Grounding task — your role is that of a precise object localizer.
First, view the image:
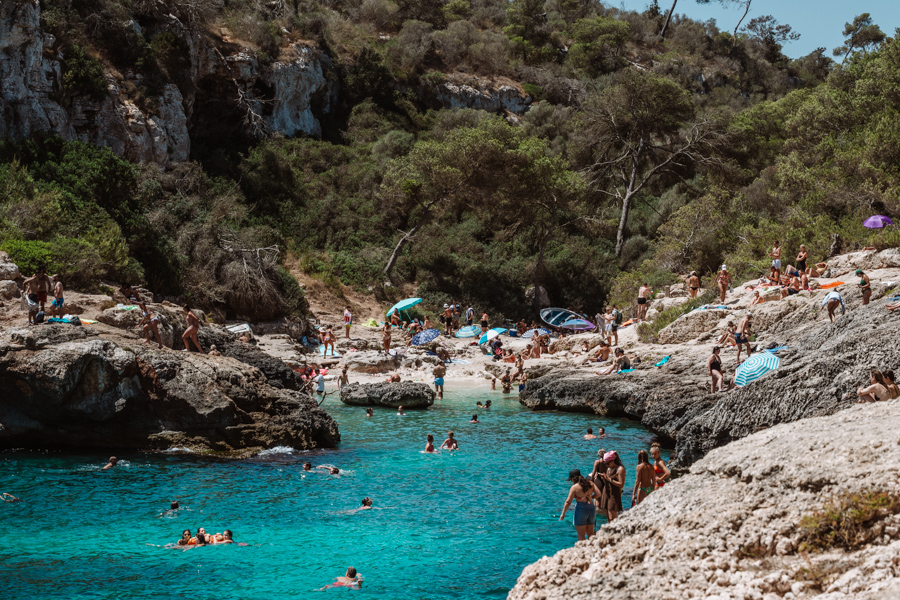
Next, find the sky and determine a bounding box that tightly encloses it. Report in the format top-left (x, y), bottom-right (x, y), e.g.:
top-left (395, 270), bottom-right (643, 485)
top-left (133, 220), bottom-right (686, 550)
top-left (615, 0), bottom-right (900, 58)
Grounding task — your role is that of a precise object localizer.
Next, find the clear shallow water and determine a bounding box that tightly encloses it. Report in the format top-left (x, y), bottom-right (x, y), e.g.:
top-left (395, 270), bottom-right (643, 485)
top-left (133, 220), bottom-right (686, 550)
top-left (0, 386), bottom-right (669, 599)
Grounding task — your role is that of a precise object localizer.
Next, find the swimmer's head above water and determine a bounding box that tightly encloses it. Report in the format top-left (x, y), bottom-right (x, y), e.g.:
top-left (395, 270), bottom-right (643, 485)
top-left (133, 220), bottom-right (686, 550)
top-left (361, 497), bottom-right (373, 507)
top-left (303, 462), bottom-right (312, 471)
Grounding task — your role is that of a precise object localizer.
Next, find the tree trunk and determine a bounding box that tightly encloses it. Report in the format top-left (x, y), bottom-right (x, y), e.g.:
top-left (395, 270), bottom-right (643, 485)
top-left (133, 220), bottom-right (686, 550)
top-left (615, 144), bottom-right (643, 258)
top-left (658, 0), bottom-right (677, 40)
top-left (383, 210), bottom-right (431, 284)
top-left (532, 225), bottom-right (552, 316)
top-left (732, 0), bottom-right (751, 46)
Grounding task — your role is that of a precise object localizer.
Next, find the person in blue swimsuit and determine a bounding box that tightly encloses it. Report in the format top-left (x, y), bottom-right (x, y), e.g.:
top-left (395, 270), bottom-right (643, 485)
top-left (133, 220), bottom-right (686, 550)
top-left (559, 468), bottom-right (602, 541)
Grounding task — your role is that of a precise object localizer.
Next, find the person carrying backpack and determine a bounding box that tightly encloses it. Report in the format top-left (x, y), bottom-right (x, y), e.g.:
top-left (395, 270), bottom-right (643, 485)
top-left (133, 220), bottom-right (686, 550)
top-left (609, 304), bottom-right (621, 346)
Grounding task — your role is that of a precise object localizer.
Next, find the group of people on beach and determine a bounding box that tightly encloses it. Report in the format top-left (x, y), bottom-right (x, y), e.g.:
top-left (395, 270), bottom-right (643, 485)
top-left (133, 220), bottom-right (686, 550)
top-left (560, 442), bottom-right (670, 541)
top-left (21, 265), bottom-right (64, 324)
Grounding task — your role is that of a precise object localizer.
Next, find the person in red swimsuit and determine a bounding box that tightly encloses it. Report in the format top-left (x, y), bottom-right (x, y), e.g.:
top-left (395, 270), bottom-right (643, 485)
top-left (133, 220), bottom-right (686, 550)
top-left (651, 443), bottom-right (670, 488)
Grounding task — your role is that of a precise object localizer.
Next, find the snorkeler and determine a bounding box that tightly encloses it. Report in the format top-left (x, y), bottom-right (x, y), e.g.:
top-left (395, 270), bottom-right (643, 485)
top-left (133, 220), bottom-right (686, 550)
top-left (440, 431), bottom-right (459, 450)
top-left (102, 456), bottom-right (118, 470)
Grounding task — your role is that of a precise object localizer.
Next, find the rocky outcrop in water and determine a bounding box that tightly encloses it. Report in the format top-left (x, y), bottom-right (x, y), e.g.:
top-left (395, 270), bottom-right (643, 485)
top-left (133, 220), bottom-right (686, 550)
top-left (340, 382), bottom-right (435, 408)
top-left (520, 280), bottom-right (900, 473)
top-left (0, 324), bottom-right (339, 452)
top-left (510, 402), bottom-right (900, 600)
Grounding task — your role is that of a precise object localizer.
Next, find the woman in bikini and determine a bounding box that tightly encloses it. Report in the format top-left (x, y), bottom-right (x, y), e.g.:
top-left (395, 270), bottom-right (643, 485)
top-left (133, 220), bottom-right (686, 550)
top-left (603, 451), bottom-right (626, 520)
top-left (382, 321), bottom-right (392, 353)
top-left (857, 369), bottom-right (892, 403)
top-left (796, 245), bottom-right (808, 274)
top-left (856, 269), bottom-right (872, 305)
top-left (138, 303), bottom-right (164, 349)
top-left (715, 266), bottom-right (731, 303)
top-left (707, 346), bottom-right (724, 393)
top-left (559, 468), bottom-right (602, 541)
top-left (181, 305), bottom-right (204, 353)
top-left (651, 443), bottom-right (670, 489)
top-left (425, 434), bottom-right (435, 453)
top-left (632, 450), bottom-right (654, 506)
top-left (688, 271), bottom-right (701, 298)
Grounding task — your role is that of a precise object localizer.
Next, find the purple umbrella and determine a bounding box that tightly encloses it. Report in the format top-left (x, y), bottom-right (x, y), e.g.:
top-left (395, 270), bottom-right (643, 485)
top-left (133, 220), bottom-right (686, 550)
top-left (559, 318), bottom-right (596, 331)
top-left (864, 215), bottom-right (894, 229)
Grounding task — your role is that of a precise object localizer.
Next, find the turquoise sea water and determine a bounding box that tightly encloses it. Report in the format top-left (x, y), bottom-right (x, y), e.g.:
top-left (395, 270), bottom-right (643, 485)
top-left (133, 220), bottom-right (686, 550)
top-left (0, 386), bottom-right (669, 599)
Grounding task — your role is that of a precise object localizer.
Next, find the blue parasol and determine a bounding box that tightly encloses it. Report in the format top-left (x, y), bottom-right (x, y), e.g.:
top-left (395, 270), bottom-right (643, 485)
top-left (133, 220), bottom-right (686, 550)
top-left (560, 318), bottom-right (596, 330)
top-left (411, 328), bottom-right (440, 346)
top-left (522, 328), bottom-right (550, 338)
top-left (455, 325), bottom-right (481, 338)
top-left (734, 353), bottom-right (780, 387)
top-left (386, 297), bottom-right (422, 321)
top-left (479, 327), bottom-right (507, 345)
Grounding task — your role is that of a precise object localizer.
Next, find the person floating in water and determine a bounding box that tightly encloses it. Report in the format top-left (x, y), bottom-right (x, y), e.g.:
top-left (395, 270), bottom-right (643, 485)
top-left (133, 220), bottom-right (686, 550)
top-left (365, 407), bottom-right (373, 418)
top-left (425, 434), bottom-right (436, 452)
top-left (470, 414), bottom-right (479, 423)
top-left (584, 428), bottom-right (596, 440)
top-left (1, 492), bottom-right (21, 502)
top-left (102, 456), bottom-right (118, 470)
top-left (177, 529), bottom-right (192, 546)
top-left (440, 431), bottom-right (459, 450)
top-left (320, 567), bottom-right (363, 590)
top-left (397, 406), bottom-right (407, 416)
top-left (317, 466), bottom-right (340, 475)
top-left (303, 462), bottom-right (313, 471)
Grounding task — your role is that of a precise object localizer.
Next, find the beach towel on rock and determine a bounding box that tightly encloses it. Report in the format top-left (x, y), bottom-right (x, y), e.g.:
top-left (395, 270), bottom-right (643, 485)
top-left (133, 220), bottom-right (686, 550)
top-left (654, 356), bottom-right (671, 367)
top-left (819, 281), bottom-right (845, 289)
top-left (618, 369), bottom-right (635, 374)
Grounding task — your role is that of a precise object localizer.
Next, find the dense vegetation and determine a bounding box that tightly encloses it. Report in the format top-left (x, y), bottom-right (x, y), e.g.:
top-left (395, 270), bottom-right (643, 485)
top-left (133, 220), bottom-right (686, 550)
top-left (1, 0), bottom-right (897, 320)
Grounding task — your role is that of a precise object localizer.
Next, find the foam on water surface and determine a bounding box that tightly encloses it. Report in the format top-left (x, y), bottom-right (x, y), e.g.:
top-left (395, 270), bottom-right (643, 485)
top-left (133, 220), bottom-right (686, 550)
top-left (0, 386), bottom-right (668, 599)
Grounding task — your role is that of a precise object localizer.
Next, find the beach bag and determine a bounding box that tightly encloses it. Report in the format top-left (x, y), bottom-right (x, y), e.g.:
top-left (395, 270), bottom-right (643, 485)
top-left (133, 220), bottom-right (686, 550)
top-left (34, 311), bottom-right (46, 324)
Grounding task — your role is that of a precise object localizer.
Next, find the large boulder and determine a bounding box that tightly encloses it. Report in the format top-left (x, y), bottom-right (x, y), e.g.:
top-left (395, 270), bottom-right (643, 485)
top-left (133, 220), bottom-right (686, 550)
top-left (549, 333), bottom-right (607, 353)
top-left (0, 280), bottom-right (18, 299)
top-left (343, 351), bottom-right (401, 374)
top-left (510, 402), bottom-right (900, 600)
top-left (340, 382), bottom-right (435, 409)
top-left (657, 308), bottom-right (730, 344)
top-left (0, 325), bottom-right (339, 452)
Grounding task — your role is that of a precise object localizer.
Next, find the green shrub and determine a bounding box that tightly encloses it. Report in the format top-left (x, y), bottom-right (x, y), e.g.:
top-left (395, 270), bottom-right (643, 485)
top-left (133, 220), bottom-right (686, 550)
top-left (1, 239), bottom-right (56, 276)
top-left (276, 266), bottom-right (310, 317)
top-left (799, 491), bottom-right (900, 552)
top-left (61, 45), bottom-right (106, 100)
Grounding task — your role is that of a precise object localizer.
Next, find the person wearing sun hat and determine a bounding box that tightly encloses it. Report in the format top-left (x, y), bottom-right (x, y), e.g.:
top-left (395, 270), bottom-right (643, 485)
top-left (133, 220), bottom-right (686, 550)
top-left (602, 451), bottom-right (626, 520)
top-left (856, 269), bottom-right (871, 305)
top-left (715, 264), bottom-right (731, 303)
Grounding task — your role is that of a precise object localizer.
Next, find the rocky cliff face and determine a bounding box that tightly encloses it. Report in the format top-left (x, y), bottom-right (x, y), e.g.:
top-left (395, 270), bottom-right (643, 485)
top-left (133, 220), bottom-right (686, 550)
top-left (0, 324), bottom-right (339, 453)
top-left (519, 278), bottom-right (899, 474)
top-left (0, 0), bottom-right (336, 167)
top-left (510, 402), bottom-right (900, 599)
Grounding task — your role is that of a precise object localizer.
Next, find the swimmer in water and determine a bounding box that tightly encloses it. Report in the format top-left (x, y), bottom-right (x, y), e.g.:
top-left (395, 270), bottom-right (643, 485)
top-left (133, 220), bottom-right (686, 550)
top-left (177, 529), bottom-right (192, 546)
top-left (320, 567), bottom-right (363, 590)
top-left (598, 427), bottom-right (606, 438)
top-left (484, 400), bottom-right (491, 409)
top-left (222, 530), bottom-right (235, 544)
top-left (1, 492), bottom-right (22, 502)
top-left (316, 466), bottom-right (340, 475)
top-left (170, 500), bottom-right (179, 510)
top-left (470, 414), bottom-right (479, 423)
top-left (303, 462), bottom-right (313, 471)
top-left (360, 498), bottom-right (373, 510)
top-left (440, 431), bottom-right (459, 450)
top-left (102, 456), bottom-right (118, 470)
top-left (194, 532), bottom-right (207, 546)
top-left (584, 428), bottom-right (596, 440)
top-left (366, 407), bottom-right (373, 418)
top-left (397, 406), bottom-right (407, 416)
top-left (425, 434), bottom-right (436, 452)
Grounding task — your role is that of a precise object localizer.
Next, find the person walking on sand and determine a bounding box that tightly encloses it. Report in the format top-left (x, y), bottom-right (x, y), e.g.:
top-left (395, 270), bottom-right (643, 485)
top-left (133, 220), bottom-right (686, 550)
top-left (632, 450), bottom-right (654, 506)
top-left (688, 271), bottom-right (700, 298)
top-left (769, 241), bottom-right (782, 284)
top-left (181, 305), bottom-right (204, 353)
top-left (138, 303), bottom-right (164, 349)
top-left (50, 275), bottom-right (64, 318)
top-left (433, 363), bottom-right (446, 399)
top-left (735, 314), bottom-right (753, 364)
top-left (715, 265), bottom-right (731, 303)
top-left (559, 468), bottom-right (602, 541)
top-left (856, 269), bottom-right (872, 305)
top-left (343, 306), bottom-right (352, 339)
top-left (707, 346), bottom-right (724, 393)
top-left (637, 283), bottom-right (650, 321)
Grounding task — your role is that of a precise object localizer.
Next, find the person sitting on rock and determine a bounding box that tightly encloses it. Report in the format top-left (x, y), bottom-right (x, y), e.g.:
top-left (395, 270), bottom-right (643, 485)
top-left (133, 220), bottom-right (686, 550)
top-left (780, 274), bottom-right (802, 299)
top-left (857, 369), bottom-right (892, 403)
top-left (595, 348), bottom-right (630, 375)
top-left (208, 345), bottom-right (222, 356)
top-left (583, 340), bottom-right (611, 364)
top-left (749, 291), bottom-right (763, 307)
top-left (119, 284), bottom-right (143, 304)
top-left (389, 373), bottom-right (401, 383)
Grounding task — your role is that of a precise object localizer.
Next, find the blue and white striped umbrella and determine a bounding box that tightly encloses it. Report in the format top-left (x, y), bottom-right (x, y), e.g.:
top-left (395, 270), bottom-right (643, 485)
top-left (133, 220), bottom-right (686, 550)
top-left (479, 327), bottom-right (507, 345)
top-left (735, 353), bottom-right (780, 387)
top-left (411, 328), bottom-right (440, 345)
top-left (455, 325), bottom-right (481, 338)
top-left (522, 328), bottom-right (550, 338)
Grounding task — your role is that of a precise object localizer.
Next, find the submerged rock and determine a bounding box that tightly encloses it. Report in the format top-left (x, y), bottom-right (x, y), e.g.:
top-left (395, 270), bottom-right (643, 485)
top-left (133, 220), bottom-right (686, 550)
top-left (0, 324), bottom-right (339, 452)
top-left (510, 402), bottom-right (900, 599)
top-left (340, 382), bottom-right (435, 408)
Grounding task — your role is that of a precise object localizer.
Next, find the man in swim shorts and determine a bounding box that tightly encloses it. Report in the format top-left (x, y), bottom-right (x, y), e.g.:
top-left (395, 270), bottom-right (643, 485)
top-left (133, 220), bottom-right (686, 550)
top-left (433, 364), bottom-right (446, 399)
top-left (23, 266), bottom-right (52, 313)
top-left (735, 313), bottom-right (753, 364)
top-left (50, 275), bottom-right (64, 318)
top-left (637, 283), bottom-right (650, 321)
top-left (465, 305), bottom-right (474, 327)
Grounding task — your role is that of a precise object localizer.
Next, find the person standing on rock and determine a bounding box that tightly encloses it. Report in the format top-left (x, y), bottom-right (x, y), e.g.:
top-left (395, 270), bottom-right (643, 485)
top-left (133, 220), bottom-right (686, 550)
top-left (769, 241), bottom-right (782, 284)
top-left (688, 271), bottom-right (701, 298)
top-left (559, 469), bottom-right (602, 541)
top-left (651, 443), bottom-right (670, 489)
top-left (465, 305), bottom-right (474, 327)
top-left (480, 311), bottom-right (489, 335)
top-left (451, 301), bottom-right (460, 330)
top-left (796, 245), bottom-right (808, 274)
top-left (715, 265), bottom-right (731, 303)
top-left (322, 326), bottom-right (337, 356)
top-left (637, 283), bottom-right (650, 322)
top-left (23, 266), bottom-right (52, 314)
top-left (821, 290), bottom-right (846, 322)
top-left (602, 451), bottom-right (626, 520)
top-left (632, 450), bottom-right (655, 506)
top-left (735, 314), bottom-right (753, 365)
top-left (343, 306), bottom-right (352, 339)
top-left (181, 305), bottom-right (204, 353)
top-left (315, 369), bottom-right (325, 398)
top-left (433, 363), bottom-right (446, 399)
top-left (707, 346), bottom-right (724, 393)
top-left (138, 303), bottom-right (164, 349)
top-left (49, 275), bottom-right (64, 318)
top-left (856, 269), bottom-right (872, 305)
top-left (382, 321), bottom-right (392, 354)
top-left (119, 284), bottom-right (143, 304)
